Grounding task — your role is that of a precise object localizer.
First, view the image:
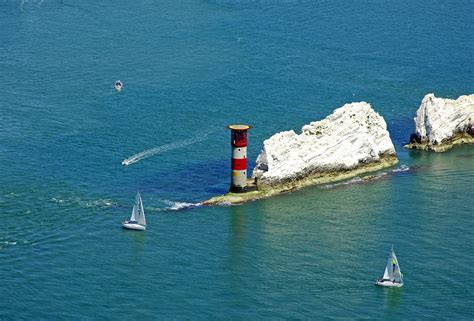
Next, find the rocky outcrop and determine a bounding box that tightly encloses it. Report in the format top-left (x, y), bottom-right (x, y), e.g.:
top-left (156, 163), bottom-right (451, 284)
top-left (405, 94), bottom-right (474, 152)
top-left (203, 102), bottom-right (398, 206)
top-left (252, 102), bottom-right (398, 189)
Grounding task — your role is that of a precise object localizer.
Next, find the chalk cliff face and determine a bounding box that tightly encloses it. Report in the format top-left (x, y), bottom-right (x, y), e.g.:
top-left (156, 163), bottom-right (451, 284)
top-left (407, 94), bottom-right (474, 152)
top-left (252, 102), bottom-right (397, 187)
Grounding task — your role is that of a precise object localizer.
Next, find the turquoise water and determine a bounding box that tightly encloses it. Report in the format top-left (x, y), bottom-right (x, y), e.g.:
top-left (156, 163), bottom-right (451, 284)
top-left (1, 0), bottom-right (473, 319)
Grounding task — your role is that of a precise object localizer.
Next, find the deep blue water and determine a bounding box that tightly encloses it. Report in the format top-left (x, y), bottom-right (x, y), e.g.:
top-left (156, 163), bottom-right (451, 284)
top-left (0, 0), bottom-right (473, 319)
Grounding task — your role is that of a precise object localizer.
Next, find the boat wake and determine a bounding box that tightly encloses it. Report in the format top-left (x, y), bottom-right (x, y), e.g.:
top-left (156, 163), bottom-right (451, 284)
top-left (122, 131), bottom-right (215, 166)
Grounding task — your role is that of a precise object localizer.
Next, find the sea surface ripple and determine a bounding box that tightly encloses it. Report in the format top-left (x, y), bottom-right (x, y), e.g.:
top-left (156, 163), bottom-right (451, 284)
top-left (0, 0), bottom-right (473, 319)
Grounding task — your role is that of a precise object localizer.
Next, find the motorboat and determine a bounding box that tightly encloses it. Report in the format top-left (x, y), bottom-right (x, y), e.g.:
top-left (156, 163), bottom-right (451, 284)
top-left (114, 80), bottom-right (123, 92)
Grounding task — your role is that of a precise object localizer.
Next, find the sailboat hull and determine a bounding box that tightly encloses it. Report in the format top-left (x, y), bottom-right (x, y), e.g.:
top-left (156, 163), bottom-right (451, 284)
top-left (122, 221), bottom-right (146, 231)
top-left (375, 280), bottom-right (403, 287)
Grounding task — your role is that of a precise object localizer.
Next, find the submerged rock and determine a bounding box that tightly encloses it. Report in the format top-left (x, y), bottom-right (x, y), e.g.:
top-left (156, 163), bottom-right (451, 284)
top-left (405, 93), bottom-right (474, 152)
top-left (252, 102), bottom-right (397, 189)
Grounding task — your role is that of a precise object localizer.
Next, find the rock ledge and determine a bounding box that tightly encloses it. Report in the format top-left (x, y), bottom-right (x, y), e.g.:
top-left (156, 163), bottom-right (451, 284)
top-left (405, 94), bottom-right (474, 152)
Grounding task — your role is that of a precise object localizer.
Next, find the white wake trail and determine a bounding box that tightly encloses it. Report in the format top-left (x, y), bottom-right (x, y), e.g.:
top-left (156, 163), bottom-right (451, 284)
top-left (122, 131), bottom-right (215, 166)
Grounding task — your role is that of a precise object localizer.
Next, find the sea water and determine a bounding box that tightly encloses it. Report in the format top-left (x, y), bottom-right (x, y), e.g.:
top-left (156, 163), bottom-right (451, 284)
top-left (0, 0), bottom-right (473, 319)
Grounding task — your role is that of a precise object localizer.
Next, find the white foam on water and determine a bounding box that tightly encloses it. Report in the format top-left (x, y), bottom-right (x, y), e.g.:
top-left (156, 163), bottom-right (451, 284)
top-left (51, 196), bottom-right (117, 209)
top-left (0, 240), bottom-right (21, 249)
top-left (122, 130), bottom-right (215, 166)
top-left (50, 197), bottom-right (65, 203)
top-left (320, 172), bottom-right (389, 189)
top-left (163, 200), bottom-right (201, 211)
top-left (320, 176), bottom-right (363, 189)
top-left (144, 200), bottom-right (201, 212)
top-left (85, 199), bottom-right (117, 208)
top-left (2, 241), bottom-right (18, 245)
top-left (392, 164), bottom-right (410, 172)
top-left (19, 0), bottom-right (45, 9)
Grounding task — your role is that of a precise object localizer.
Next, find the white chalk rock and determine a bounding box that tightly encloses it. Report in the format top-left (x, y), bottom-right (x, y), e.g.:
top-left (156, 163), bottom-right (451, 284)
top-left (252, 102), bottom-right (396, 185)
top-left (413, 93), bottom-right (474, 145)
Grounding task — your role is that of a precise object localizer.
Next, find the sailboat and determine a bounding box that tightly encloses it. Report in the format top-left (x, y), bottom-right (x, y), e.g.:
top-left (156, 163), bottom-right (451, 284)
top-left (122, 192), bottom-right (146, 231)
top-left (376, 245), bottom-right (403, 287)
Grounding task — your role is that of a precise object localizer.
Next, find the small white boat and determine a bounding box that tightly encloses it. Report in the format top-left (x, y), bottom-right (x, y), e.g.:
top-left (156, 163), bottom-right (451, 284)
top-left (122, 192), bottom-right (146, 231)
top-left (375, 245), bottom-right (403, 287)
top-left (114, 80), bottom-right (123, 92)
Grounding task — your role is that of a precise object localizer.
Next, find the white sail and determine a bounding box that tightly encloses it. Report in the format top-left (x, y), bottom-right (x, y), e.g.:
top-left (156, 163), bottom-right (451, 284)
top-left (391, 250), bottom-right (403, 282)
top-left (382, 264), bottom-right (391, 280)
top-left (383, 248), bottom-right (393, 280)
top-left (136, 192), bottom-right (146, 226)
top-left (129, 192), bottom-right (141, 222)
top-left (130, 204), bottom-right (138, 222)
top-left (382, 246), bottom-right (402, 282)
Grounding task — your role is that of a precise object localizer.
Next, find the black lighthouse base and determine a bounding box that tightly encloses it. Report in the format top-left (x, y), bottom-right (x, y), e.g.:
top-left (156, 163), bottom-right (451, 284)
top-left (229, 185), bottom-right (248, 193)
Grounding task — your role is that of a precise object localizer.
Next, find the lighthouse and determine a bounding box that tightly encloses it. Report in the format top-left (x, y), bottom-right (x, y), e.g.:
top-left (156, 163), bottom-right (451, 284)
top-left (228, 124), bottom-right (251, 193)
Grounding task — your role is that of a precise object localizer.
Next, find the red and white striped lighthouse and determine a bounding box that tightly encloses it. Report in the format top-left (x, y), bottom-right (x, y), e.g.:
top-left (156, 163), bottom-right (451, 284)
top-left (228, 124), bottom-right (251, 193)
